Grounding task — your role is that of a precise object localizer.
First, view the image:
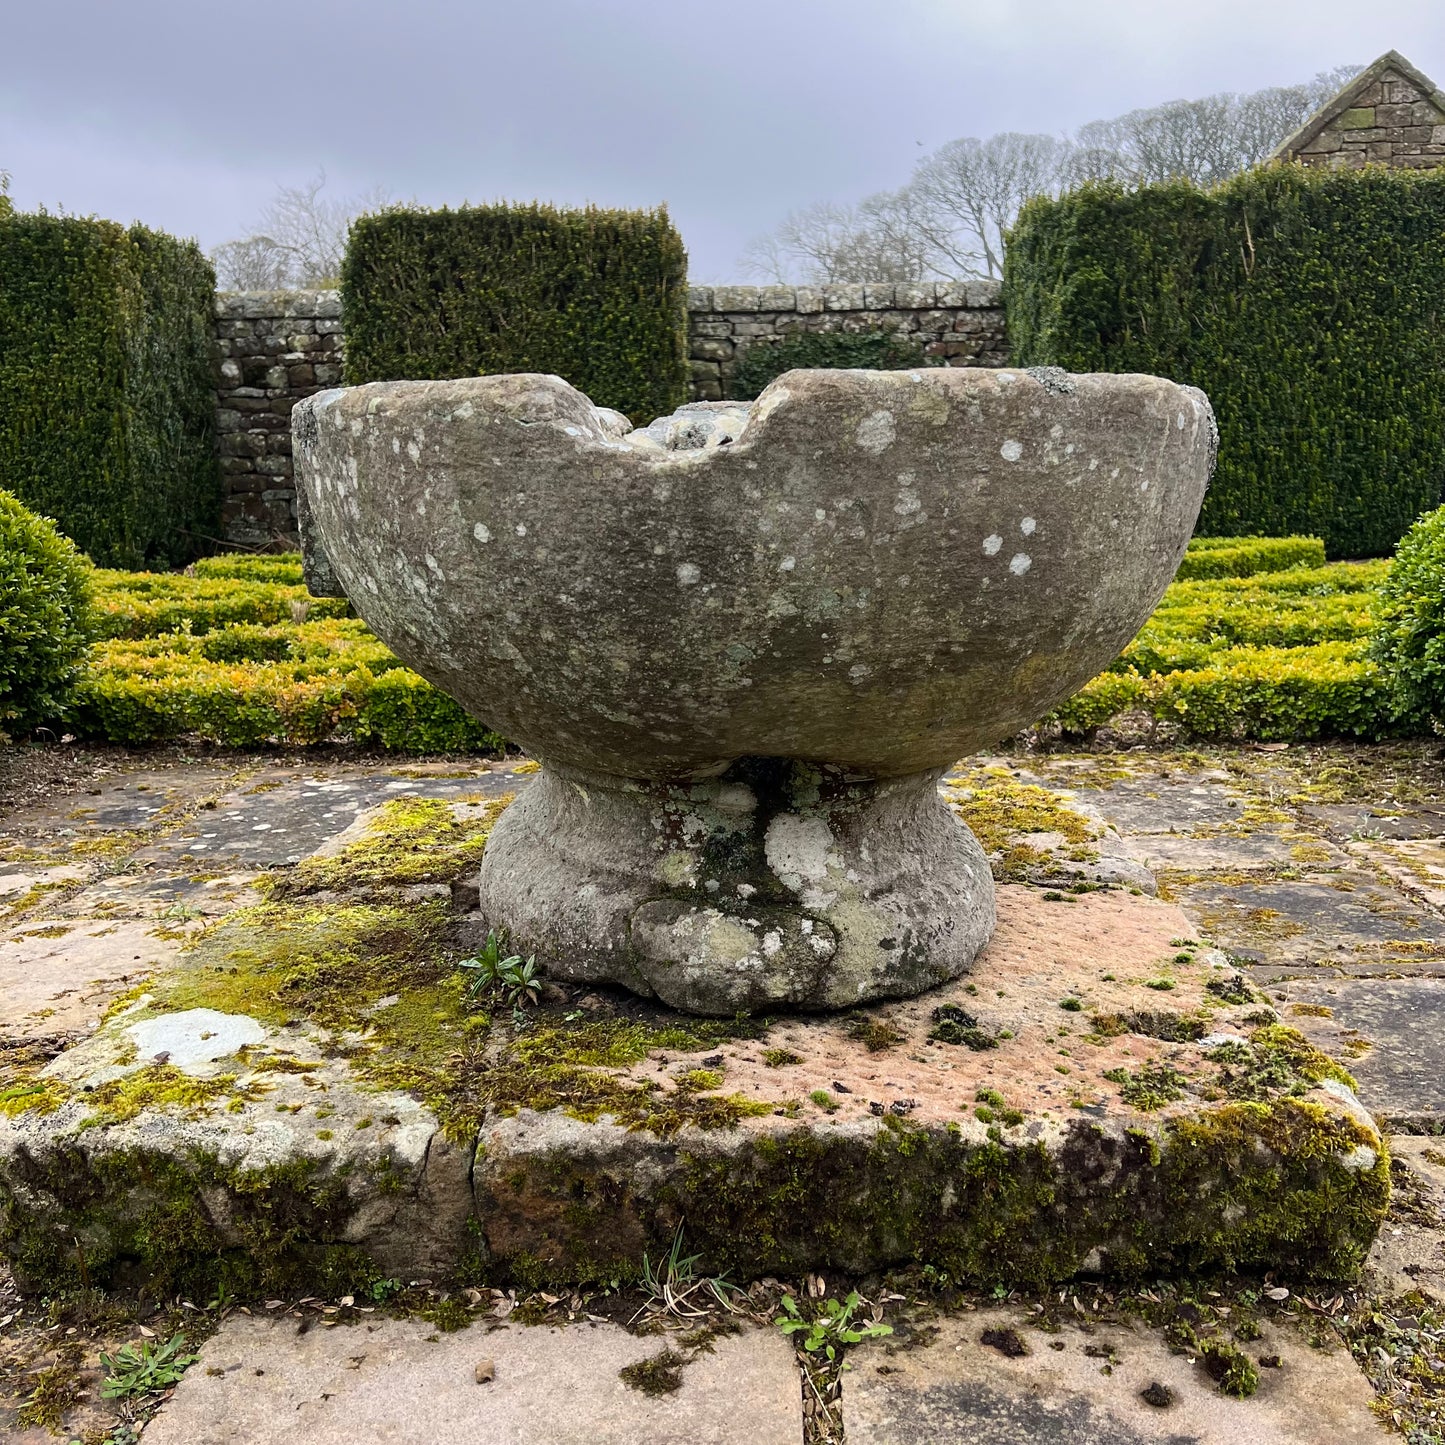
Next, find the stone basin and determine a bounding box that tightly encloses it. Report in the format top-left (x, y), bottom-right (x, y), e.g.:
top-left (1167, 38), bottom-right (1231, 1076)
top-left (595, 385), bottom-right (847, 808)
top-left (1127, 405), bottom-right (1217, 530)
top-left (294, 366), bottom-right (1214, 1013)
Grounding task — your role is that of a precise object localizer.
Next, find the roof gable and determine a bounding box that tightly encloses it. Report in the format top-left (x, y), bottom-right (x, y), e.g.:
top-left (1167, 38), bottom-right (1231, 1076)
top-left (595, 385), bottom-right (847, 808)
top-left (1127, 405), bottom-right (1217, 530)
top-left (1272, 50), bottom-right (1445, 162)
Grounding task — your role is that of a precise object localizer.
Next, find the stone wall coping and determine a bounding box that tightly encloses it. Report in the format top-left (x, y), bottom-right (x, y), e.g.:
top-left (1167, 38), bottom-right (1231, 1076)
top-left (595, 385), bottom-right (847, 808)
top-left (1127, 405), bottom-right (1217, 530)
top-left (217, 280), bottom-right (1003, 321)
top-left (684, 278), bottom-right (1001, 313)
top-left (214, 290), bottom-right (342, 321)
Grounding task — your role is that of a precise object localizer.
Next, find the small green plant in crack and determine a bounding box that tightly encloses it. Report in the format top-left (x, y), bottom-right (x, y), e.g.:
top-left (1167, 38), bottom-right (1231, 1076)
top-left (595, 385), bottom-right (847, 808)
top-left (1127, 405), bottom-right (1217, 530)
top-left (459, 930), bottom-right (541, 1008)
top-left (635, 1228), bottom-right (740, 1323)
top-left (100, 1333), bottom-right (200, 1398)
top-left (777, 1291), bottom-right (893, 1364)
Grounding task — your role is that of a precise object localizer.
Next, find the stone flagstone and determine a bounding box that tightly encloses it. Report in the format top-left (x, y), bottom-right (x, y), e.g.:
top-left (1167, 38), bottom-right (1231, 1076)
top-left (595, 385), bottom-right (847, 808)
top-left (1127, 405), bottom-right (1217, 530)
top-left (140, 1315), bottom-right (801, 1445)
top-left (844, 1309), bottom-right (1384, 1444)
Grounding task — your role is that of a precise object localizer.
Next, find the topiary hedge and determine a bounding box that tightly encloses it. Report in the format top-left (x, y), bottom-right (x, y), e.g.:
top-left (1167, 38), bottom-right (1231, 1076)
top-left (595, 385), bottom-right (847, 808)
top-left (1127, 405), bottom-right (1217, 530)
top-left (729, 328), bottom-right (936, 401)
top-left (341, 203), bottom-right (688, 424)
top-left (1176, 535), bottom-right (1325, 581)
top-left (0, 213), bottom-right (219, 568)
top-left (1005, 167), bottom-right (1445, 559)
top-left (1371, 504), bottom-right (1445, 731)
top-left (0, 490), bottom-right (92, 736)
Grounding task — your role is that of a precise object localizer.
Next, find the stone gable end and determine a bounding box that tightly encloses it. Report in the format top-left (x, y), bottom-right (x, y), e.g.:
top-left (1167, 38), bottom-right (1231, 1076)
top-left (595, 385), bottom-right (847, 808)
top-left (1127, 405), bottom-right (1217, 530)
top-left (1274, 50), bottom-right (1445, 172)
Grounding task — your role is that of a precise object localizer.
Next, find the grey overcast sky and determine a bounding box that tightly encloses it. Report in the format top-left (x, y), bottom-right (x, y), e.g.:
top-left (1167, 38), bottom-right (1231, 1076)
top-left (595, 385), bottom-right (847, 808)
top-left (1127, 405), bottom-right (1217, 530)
top-left (2, 0), bottom-right (1441, 280)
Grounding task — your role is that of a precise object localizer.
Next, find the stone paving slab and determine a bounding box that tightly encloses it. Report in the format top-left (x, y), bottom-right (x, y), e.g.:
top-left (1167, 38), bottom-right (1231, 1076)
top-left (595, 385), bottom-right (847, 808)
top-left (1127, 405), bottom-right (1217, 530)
top-left (55, 868), bottom-right (259, 920)
top-left (138, 763), bottom-right (525, 868)
top-left (141, 1315), bottom-right (801, 1445)
top-left (0, 918), bottom-right (188, 1043)
top-left (1119, 830), bottom-right (1316, 871)
top-left (5, 766), bottom-right (242, 838)
top-left (845, 1309), bottom-right (1384, 1444)
top-left (1272, 977), bottom-right (1445, 1130)
top-left (1168, 876), bottom-right (1444, 967)
top-left (1067, 778), bottom-right (1248, 834)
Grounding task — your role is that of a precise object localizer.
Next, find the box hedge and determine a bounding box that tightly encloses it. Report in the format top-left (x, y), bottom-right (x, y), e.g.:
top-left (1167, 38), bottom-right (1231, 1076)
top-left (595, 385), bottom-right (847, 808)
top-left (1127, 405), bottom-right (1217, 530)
top-left (1175, 535), bottom-right (1324, 581)
top-left (1005, 167), bottom-right (1445, 559)
top-left (0, 489), bottom-right (93, 735)
top-left (0, 212), bottom-right (219, 567)
top-left (1371, 504), bottom-right (1445, 731)
top-left (341, 202), bottom-right (688, 424)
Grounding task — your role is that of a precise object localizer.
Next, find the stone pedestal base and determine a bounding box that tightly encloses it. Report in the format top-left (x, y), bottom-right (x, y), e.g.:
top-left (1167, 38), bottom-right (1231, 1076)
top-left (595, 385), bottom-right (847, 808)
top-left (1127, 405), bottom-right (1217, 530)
top-left (475, 759), bottom-right (996, 1015)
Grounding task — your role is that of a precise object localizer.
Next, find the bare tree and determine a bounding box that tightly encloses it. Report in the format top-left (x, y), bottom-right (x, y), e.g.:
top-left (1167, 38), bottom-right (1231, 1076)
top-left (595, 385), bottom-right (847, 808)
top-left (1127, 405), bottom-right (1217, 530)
top-left (212, 170), bottom-right (388, 290)
top-left (740, 189), bottom-right (935, 284)
top-left (1072, 65), bottom-right (1362, 186)
top-left (739, 64), bottom-right (1363, 281)
top-left (210, 235), bottom-right (294, 290)
top-left (909, 132), bottom-right (1071, 278)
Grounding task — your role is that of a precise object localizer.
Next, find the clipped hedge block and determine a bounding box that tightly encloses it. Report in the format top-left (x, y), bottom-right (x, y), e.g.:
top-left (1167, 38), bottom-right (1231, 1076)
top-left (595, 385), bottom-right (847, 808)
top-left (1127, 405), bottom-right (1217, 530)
top-left (0, 213), bottom-right (218, 567)
top-left (1177, 535), bottom-right (1326, 580)
top-left (91, 570), bottom-right (352, 640)
top-left (342, 203), bottom-right (688, 424)
top-left (1007, 167), bottom-right (1445, 558)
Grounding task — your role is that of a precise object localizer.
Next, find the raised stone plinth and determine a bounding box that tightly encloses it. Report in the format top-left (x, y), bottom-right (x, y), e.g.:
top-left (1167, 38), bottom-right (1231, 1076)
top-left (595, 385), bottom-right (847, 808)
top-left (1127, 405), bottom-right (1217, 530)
top-left (0, 881), bottom-right (1386, 1299)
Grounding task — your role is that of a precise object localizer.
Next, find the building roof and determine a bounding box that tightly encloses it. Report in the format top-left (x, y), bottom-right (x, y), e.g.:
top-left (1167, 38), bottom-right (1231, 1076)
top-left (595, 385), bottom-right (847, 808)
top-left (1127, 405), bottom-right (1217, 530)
top-left (1271, 50), bottom-right (1445, 163)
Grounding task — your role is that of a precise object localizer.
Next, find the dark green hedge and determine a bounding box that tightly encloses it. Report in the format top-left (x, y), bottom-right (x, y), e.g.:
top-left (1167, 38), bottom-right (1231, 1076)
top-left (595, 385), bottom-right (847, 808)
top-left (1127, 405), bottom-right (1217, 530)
top-left (1005, 167), bottom-right (1445, 558)
top-left (342, 203), bottom-right (688, 424)
top-left (0, 213), bottom-right (218, 568)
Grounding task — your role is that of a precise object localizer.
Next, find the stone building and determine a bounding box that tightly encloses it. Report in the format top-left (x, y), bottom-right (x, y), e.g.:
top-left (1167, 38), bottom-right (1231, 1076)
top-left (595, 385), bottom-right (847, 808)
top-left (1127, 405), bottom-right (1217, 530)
top-left (1272, 50), bottom-right (1445, 171)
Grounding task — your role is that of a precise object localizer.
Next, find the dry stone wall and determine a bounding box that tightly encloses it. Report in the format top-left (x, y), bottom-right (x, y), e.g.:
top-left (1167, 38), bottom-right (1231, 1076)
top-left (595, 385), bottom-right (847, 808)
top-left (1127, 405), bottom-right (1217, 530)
top-left (213, 291), bottom-right (344, 548)
top-left (212, 281), bottom-right (1009, 546)
top-left (685, 280), bottom-right (1007, 401)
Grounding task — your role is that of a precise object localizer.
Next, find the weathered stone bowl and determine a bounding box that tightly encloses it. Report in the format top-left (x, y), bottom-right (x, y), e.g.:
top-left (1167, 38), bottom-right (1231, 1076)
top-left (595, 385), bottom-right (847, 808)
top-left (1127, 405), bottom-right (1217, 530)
top-left (294, 366), bottom-right (1214, 1014)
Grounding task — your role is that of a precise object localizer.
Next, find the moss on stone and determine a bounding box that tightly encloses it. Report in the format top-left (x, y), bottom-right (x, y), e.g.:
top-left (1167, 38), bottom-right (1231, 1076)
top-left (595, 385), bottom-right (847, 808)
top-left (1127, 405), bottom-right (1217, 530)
top-left (619, 1347), bottom-right (687, 1396)
top-left (265, 794), bottom-right (510, 899)
top-left (476, 1088), bottom-right (1387, 1292)
top-left (944, 769), bottom-right (1099, 880)
top-left (1205, 1025), bottom-right (1355, 1102)
top-left (0, 1079), bottom-right (69, 1117)
top-left (1, 1145), bottom-right (381, 1303)
top-left (1103, 1061), bottom-right (1188, 1110)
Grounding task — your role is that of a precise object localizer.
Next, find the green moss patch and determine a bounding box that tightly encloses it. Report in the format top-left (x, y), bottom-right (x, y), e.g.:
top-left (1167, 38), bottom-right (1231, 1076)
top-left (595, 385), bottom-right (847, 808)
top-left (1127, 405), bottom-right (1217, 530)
top-left (265, 794), bottom-right (510, 899)
top-left (478, 1096), bottom-right (1388, 1290)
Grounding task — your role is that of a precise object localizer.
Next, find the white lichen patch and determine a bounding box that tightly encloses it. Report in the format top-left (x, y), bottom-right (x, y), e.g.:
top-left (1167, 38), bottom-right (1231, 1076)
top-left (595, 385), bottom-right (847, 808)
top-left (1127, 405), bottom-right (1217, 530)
top-left (1021, 517), bottom-right (1037, 536)
top-left (764, 814), bottom-right (837, 893)
top-left (855, 410), bottom-right (897, 454)
top-left (1000, 439), bottom-right (1023, 462)
top-left (676, 562), bottom-right (702, 586)
top-left (1009, 553), bottom-right (1033, 576)
top-left (982, 534), bottom-right (1003, 556)
top-left (126, 1009), bottom-right (267, 1071)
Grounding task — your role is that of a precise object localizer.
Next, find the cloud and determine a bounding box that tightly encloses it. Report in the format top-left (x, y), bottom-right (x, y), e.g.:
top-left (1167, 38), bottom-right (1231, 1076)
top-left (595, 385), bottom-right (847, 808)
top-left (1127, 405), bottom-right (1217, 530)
top-left (2, 0), bottom-right (1439, 278)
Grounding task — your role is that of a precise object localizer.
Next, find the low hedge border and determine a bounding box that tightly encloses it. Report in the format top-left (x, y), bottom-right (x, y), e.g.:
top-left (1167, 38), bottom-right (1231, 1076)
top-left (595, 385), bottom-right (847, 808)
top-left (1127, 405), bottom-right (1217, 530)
top-left (74, 651), bottom-right (505, 752)
top-left (1176, 535), bottom-right (1325, 581)
top-left (1048, 642), bottom-right (1397, 743)
top-left (67, 550), bottom-right (1420, 753)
